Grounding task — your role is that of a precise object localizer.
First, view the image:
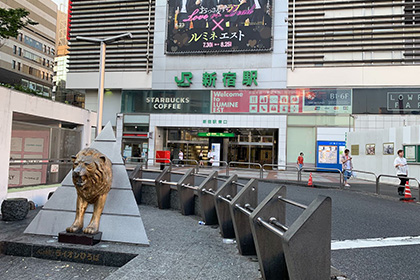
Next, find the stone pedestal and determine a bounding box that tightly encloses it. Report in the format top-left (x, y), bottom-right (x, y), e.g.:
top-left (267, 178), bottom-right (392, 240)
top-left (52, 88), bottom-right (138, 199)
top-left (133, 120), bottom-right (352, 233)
top-left (58, 231), bottom-right (102, 246)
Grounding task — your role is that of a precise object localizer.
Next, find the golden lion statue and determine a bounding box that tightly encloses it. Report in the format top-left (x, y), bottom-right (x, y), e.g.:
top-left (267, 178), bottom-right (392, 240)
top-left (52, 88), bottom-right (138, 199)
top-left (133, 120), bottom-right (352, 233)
top-left (66, 148), bottom-right (113, 234)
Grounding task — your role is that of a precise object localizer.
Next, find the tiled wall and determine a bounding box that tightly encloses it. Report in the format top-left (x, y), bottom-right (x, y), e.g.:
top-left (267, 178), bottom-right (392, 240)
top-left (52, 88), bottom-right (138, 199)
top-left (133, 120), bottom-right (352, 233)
top-left (354, 114), bottom-right (420, 131)
top-left (148, 114), bottom-right (287, 165)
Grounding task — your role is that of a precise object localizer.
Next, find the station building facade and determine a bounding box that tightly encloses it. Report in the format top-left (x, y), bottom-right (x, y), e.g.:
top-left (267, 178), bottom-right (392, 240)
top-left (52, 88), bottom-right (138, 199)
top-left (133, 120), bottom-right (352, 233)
top-left (66, 0), bottom-right (420, 168)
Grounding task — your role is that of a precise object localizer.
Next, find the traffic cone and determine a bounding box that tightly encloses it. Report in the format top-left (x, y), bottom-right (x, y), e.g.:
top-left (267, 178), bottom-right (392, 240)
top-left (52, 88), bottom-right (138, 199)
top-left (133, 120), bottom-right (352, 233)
top-left (308, 173), bottom-right (313, 187)
top-left (400, 181), bottom-right (416, 202)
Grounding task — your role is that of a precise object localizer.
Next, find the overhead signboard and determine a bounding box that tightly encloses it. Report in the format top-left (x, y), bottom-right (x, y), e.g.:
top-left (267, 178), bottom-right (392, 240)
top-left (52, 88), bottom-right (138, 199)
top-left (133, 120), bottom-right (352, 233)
top-left (197, 132), bottom-right (235, 137)
top-left (211, 89), bottom-right (304, 113)
top-left (166, 0), bottom-right (273, 54)
top-left (211, 89), bottom-right (352, 114)
top-left (121, 90), bottom-right (211, 114)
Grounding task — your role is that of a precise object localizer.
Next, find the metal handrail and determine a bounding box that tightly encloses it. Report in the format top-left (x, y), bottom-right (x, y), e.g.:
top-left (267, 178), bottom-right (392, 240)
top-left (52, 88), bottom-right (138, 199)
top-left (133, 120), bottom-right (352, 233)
top-left (9, 158), bottom-right (72, 166)
top-left (376, 174), bottom-right (420, 196)
top-left (172, 159), bottom-right (198, 165)
top-left (262, 164), bottom-right (300, 180)
top-left (228, 161), bottom-right (263, 179)
top-left (298, 167), bottom-right (343, 188)
top-left (351, 169), bottom-right (378, 183)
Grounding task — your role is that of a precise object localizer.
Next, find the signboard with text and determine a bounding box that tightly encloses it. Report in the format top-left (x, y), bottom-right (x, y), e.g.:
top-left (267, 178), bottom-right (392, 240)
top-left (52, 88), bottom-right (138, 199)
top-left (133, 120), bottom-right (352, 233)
top-left (122, 90), bottom-right (211, 114)
top-left (211, 89), bottom-right (304, 113)
top-left (211, 89), bottom-right (352, 114)
top-left (166, 0), bottom-right (273, 54)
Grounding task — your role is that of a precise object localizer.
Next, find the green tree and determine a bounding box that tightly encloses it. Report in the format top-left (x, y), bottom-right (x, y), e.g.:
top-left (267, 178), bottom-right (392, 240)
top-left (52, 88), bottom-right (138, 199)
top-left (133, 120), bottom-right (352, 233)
top-left (0, 8), bottom-right (37, 39)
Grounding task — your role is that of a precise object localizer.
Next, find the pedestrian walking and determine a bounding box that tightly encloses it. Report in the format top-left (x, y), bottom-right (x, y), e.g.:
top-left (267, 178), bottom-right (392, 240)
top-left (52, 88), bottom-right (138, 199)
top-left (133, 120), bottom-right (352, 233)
top-left (340, 149), bottom-right (353, 187)
top-left (199, 150), bottom-right (204, 168)
top-left (178, 149), bottom-right (184, 167)
top-left (208, 149), bottom-right (213, 167)
top-left (394, 149), bottom-right (408, 196)
top-left (297, 152), bottom-right (304, 170)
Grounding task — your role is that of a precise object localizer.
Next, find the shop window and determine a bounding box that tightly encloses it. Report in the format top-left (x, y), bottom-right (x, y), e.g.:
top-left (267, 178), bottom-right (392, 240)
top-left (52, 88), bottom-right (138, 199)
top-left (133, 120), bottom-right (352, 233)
top-left (21, 79), bottom-right (29, 88)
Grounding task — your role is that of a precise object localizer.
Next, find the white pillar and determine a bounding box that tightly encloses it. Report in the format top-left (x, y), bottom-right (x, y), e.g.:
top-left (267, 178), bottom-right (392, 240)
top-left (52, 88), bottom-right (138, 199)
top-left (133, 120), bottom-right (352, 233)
top-left (0, 90), bottom-right (13, 204)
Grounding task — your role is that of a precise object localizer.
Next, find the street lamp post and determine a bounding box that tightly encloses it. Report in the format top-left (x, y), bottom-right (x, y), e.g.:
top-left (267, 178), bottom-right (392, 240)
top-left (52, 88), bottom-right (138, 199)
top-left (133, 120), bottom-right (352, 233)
top-left (76, 33), bottom-right (133, 136)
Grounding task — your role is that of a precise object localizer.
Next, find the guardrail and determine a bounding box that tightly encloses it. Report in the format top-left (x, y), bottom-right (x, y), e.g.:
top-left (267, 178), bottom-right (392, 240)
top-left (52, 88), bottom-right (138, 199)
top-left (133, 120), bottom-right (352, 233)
top-left (262, 164), bottom-right (300, 181)
top-left (298, 167), bottom-right (343, 187)
top-left (132, 167), bottom-right (332, 280)
top-left (376, 174), bottom-right (420, 197)
top-left (228, 161), bottom-right (263, 179)
top-left (250, 187), bottom-right (331, 280)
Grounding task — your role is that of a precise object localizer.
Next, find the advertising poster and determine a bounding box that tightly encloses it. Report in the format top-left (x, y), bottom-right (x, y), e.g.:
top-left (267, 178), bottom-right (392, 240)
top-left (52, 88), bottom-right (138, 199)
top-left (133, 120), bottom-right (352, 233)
top-left (211, 89), bottom-right (304, 113)
top-left (303, 89), bottom-right (352, 114)
top-left (318, 145), bottom-right (338, 164)
top-left (211, 143), bottom-right (221, 166)
top-left (166, 0), bottom-right (273, 54)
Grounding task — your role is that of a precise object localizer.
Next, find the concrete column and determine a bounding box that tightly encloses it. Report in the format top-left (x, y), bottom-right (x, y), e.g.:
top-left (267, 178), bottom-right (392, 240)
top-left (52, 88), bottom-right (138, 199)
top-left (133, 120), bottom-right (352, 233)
top-left (116, 113), bottom-right (123, 151)
top-left (0, 91), bottom-right (12, 204)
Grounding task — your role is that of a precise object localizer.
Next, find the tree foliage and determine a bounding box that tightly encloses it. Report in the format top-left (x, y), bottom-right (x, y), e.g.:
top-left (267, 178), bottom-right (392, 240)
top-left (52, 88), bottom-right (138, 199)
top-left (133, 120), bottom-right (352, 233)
top-left (0, 8), bottom-right (37, 39)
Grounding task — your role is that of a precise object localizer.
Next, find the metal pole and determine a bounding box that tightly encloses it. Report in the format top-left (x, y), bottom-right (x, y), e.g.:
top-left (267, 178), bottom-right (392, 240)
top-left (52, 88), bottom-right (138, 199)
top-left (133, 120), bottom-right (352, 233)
top-left (97, 41), bottom-right (106, 136)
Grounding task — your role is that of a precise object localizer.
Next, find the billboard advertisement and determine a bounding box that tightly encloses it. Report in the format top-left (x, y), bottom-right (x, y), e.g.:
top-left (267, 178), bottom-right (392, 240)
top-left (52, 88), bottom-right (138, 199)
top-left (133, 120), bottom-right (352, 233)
top-left (211, 89), bottom-right (352, 114)
top-left (166, 0), bottom-right (273, 54)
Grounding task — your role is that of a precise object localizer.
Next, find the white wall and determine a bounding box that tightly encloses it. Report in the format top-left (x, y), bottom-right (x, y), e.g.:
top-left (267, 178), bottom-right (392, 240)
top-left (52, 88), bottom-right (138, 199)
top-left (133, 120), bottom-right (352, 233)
top-left (0, 87), bottom-right (96, 205)
top-left (152, 0), bottom-right (288, 89)
top-left (287, 66), bottom-right (420, 88)
top-left (317, 127), bottom-right (348, 141)
top-left (84, 89), bottom-right (122, 127)
top-left (347, 125), bottom-right (420, 184)
top-left (67, 71), bottom-right (152, 90)
top-left (148, 114), bottom-right (287, 165)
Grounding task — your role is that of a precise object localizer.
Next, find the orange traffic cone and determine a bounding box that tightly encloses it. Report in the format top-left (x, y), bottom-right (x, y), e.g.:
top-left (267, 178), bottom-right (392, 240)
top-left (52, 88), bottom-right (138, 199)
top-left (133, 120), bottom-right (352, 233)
top-left (308, 173), bottom-right (313, 187)
top-left (400, 181), bottom-right (416, 202)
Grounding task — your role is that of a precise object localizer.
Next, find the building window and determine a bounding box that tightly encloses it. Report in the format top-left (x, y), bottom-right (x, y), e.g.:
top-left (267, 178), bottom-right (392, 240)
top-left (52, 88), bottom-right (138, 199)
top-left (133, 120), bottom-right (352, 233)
top-left (47, 60), bottom-right (49, 67)
top-left (17, 62), bottom-right (21, 71)
top-left (13, 45), bottom-right (17, 54)
top-left (46, 73), bottom-right (49, 80)
top-left (47, 47), bottom-right (50, 54)
top-left (12, 60), bottom-right (16, 69)
top-left (18, 47), bottom-right (22, 56)
top-left (51, 48), bottom-right (55, 55)
top-left (24, 35), bottom-right (43, 51)
top-left (18, 33), bottom-right (22, 41)
top-left (41, 71), bottom-right (44, 79)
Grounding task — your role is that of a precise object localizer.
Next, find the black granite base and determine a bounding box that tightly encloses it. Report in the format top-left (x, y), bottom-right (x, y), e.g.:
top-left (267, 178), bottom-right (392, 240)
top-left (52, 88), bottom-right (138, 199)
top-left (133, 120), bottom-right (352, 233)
top-left (2, 240), bottom-right (137, 267)
top-left (58, 231), bottom-right (102, 246)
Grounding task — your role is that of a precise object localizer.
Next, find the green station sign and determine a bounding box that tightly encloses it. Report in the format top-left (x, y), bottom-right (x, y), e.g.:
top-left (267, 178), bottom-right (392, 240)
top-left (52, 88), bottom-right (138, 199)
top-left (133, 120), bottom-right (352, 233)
top-left (197, 132), bottom-right (235, 138)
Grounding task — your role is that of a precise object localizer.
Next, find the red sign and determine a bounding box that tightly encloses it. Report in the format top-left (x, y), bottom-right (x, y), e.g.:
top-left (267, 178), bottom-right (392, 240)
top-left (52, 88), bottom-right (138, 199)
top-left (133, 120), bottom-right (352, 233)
top-left (211, 90), bottom-right (304, 114)
top-left (155, 151), bottom-right (170, 163)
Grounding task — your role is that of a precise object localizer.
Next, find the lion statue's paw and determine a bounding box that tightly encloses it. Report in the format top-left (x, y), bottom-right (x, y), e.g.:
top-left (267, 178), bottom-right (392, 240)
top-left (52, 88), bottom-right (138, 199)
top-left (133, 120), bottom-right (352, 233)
top-left (83, 225), bottom-right (99, 235)
top-left (66, 225), bottom-right (83, 233)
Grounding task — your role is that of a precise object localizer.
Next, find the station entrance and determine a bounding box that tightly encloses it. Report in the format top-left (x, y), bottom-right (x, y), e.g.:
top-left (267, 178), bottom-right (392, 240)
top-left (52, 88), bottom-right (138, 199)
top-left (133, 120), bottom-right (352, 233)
top-left (164, 128), bottom-right (277, 165)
